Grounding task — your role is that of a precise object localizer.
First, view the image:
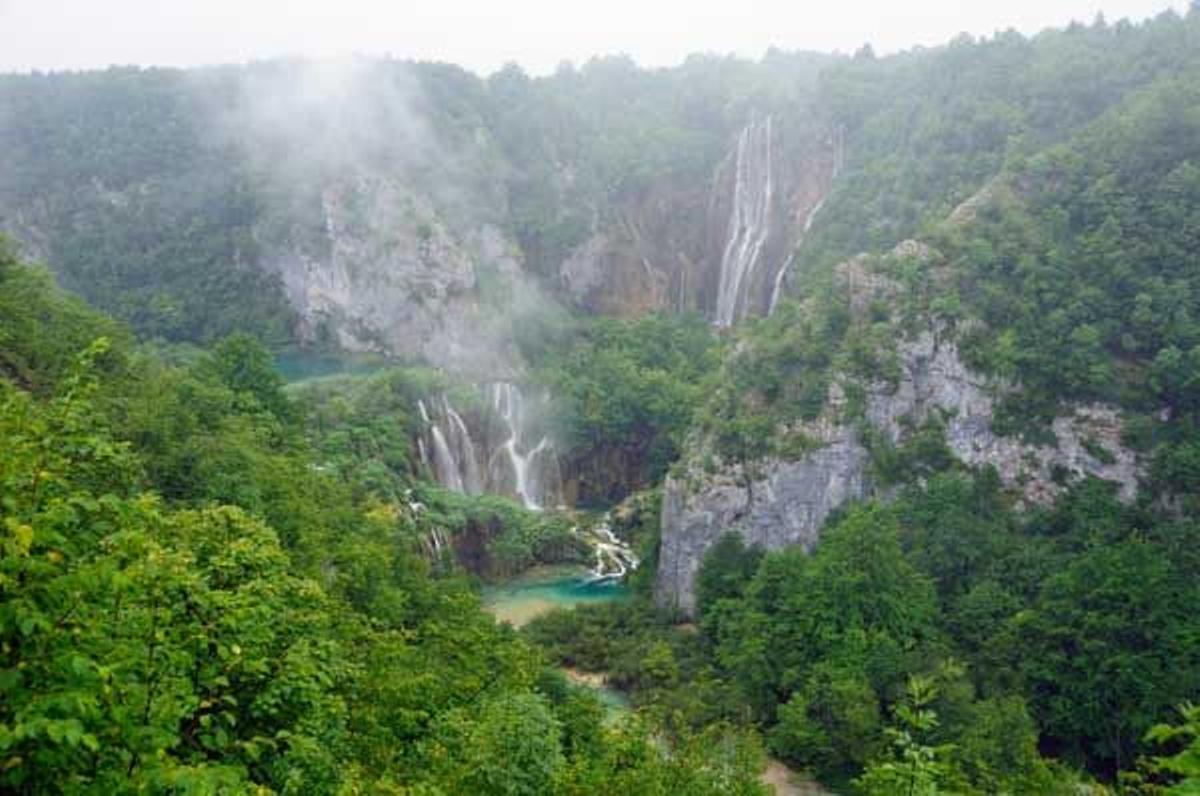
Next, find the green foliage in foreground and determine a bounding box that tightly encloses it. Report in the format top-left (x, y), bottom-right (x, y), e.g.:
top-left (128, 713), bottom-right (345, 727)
top-left (529, 473), bottom-right (1200, 793)
top-left (1135, 703), bottom-right (1200, 794)
top-left (0, 246), bottom-right (769, 793)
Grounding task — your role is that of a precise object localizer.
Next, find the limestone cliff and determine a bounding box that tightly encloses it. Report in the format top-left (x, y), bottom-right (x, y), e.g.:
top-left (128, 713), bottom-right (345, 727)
top-left (657, 421), bottom-right (869, 616)
top-left (558, 117), bottom-right (840, 324)
top-left (655, 242), bottom-right (1142, 616)
top-left (260, 173), bottom-right (530, 376)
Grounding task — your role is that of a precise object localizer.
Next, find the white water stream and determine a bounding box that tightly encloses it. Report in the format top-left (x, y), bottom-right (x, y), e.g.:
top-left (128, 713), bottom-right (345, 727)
top-left (585, 515), bottom-right (639, 581)
top-left (714, 116), bottom-right (774, 327)
top-left (417, 383), bottom-right (557, 511)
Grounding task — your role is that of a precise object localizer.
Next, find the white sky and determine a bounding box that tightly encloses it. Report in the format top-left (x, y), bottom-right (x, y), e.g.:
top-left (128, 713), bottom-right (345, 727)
top-left (0, 0), bottom-right (1190, 76)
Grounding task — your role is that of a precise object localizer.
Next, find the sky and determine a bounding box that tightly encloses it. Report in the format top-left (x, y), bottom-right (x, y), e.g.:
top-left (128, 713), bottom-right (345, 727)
top-left (0, 0), bottom-right (1190, 76)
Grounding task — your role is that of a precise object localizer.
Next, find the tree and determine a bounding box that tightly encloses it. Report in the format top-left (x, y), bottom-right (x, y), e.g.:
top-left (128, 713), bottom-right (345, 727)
top-left (855, 675), bottom-right (953, 796)
top-left (769, 664), bottom-right (882, 777)
top-left (429, 693), bottom-right (564, 796)
top-left (1018, 541), bottom-right (1199, 774)
top-left (1143, 703), bottom-right (1200, 793)
top-left (696, 532), bottom-right (764, 621)
top-left (201, 333), bottom-right (292, 422)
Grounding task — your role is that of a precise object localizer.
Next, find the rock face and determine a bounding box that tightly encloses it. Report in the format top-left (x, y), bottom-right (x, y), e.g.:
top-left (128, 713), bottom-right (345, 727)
top-left (655, 253), bottom-right (1142, 615)
top-left (866, 332), bottom-right (1140, 505)
top-left (261, 174), bottom-right (529, 375)
top-left (656, 421), bottom-right (870, 615)
top-left (558, 117), bottom-right (840, 323)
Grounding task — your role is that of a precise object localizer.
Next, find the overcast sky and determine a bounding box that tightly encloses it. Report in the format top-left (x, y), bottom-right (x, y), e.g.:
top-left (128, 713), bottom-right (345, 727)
top-left (0, 0), bottom-right (1190, 76)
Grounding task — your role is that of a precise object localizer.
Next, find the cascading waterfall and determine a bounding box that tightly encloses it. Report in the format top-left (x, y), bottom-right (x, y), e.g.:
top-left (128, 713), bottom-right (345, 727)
top-left (443, 396), bottom-right (484, 495)
top-left (419, 396), bottom-right (475, 495)
top-left (489, 382), bottom-right (555, 511)
top-left (416, 383), bottom-right (559, 511)
top-left (586, 515), bottom-right (639, 581)
top-left (424, 527), bottom-right (448, 559)
top-left (767, 195), bottom-right (826, 315)
top-left (714, 116), bottom-right (774, 327)
top-left (767, 124), bottom-right (845, 316)
top-left (429, 424), bottom-right (465, 493)
top-left (416, 390), bottom-right (636, 583)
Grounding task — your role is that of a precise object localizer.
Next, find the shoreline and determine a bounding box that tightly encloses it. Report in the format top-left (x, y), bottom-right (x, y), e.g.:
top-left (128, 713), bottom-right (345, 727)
top-left (561, 666), bottom-right (609, 688)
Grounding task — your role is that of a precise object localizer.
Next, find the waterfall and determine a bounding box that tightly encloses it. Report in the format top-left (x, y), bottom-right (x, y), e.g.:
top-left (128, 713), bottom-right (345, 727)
top-left (429, 424), bottom-right (465, 492)
top-left (489, 382), bottom-right (555, 511)
top-left (416, 383), bottom-right (560, 510)
top-left (586, 516), bottom-right (639, 581)
top-left (767, 195), bottom-right (827, 315)
top-left (419, 395), bottom-right (479, 495)
top-left (767, 124), bottom-right (844, 316)
top-left (714, 116), bottom-right (774, 327)
top-left (443, 396), bottom-right (483, 495)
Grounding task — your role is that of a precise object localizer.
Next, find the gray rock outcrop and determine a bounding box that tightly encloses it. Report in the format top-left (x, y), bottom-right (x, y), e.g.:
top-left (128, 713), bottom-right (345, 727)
top-left (655, 257), bottom-right (1142, 615)
top-left (260, 174), bottom-right (529, 376)
top-left (656, 420), bottom-right (869, 616)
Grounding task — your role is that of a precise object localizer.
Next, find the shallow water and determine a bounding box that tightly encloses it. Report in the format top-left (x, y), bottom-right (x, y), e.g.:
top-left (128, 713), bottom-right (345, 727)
top-left (481, 566), bottom-right (629, 627)
top-left (586, 680), bottom-right (632, 724)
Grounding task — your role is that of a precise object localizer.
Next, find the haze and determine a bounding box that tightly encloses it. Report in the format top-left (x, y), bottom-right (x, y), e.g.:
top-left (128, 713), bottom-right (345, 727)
top-left (0, 0), bottom-right (1190, 76)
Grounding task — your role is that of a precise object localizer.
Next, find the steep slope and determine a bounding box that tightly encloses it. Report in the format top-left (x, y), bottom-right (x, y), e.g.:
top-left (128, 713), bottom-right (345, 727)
top-left (656, 49), bottom-right (1200, 611)
top-left (656, 242), bottom-right (1141, 614)
top-left (0, 55), bottom-right (844, 363)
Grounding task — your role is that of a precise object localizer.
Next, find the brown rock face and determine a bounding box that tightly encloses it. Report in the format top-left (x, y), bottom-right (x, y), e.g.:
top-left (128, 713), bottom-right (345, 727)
top-left (558, 117), bottom-right (841, 323)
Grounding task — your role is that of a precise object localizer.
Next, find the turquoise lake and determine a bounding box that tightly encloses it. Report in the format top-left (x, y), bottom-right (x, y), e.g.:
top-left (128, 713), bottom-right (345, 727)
top-left (481, 567), bottom-right (629, 627)
top-left (275, 352), bottom-right (387, 383)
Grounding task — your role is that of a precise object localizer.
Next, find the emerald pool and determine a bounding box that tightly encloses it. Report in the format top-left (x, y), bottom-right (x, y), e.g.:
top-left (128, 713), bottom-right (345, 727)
top-left (482, 566), bottom-right (629, 627)
top-left (275, 352), bottom-right (386, 382)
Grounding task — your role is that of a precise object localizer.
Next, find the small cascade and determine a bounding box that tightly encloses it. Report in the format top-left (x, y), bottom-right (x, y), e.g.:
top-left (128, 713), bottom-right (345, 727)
top-left (416, 400), bottom-right (434, 475)
top-left (488, 382), bottom-right (557, 511)
top-left (418, 395), bottom-right (480, 495)
top-left (768, 195), bottom-right (826, 315)
top-left (429, 424), bottom-right (465, 492)
top-left (714, 116), bottom-right (774, 327)
top-left (585, 515), bottom-right (639, 581)
top-left (423, 526), bottom-right (448, 558)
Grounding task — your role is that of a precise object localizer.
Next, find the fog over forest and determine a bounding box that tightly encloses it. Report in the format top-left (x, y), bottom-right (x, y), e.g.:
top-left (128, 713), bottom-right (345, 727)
top-left (1, 3), bottom-right (1198, 794)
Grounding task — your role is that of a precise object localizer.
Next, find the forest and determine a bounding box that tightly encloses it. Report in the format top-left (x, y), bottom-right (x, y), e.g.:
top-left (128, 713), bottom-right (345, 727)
top-left (2, 6), bottom-right (1200, 796)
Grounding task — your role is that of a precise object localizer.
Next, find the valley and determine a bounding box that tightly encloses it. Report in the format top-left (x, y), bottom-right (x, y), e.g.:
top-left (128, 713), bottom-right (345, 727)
top-left (2, 7), bottom-right (1200, 794)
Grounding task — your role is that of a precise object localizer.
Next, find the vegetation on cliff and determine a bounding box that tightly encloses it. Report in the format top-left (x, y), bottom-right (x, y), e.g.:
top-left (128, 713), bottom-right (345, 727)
top-left (3, 8), bottom-right (1200, 794)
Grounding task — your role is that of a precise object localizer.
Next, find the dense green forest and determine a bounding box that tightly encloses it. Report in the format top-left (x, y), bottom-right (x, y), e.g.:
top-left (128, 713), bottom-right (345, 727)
top-left (2, 6), bottom-right (1200, 795)
top-left (0, 242), bottom-right (773, 793)
top-left (526, 11), bottom-right (1200, 795)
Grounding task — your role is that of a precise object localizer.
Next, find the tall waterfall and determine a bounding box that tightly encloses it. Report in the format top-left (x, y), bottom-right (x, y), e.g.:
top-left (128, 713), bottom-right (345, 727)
top-left (714, 116), bottom-right (774, 327)
top-left (416, 383), bottom-right (559, 511)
